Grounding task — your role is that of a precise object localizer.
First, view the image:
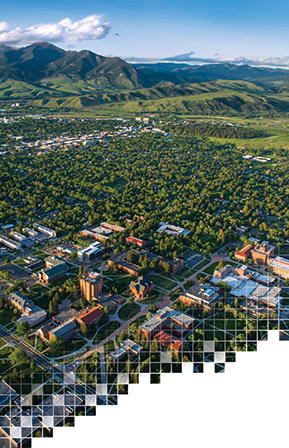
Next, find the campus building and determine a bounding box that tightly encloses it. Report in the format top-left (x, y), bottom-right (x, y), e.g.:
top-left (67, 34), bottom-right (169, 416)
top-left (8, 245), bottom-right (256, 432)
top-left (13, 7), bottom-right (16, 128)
top-left (0, 234), bottom-right (21, 250)
top-left (80, 271), bottom-right (103, 301)
top-left (78, 241), bottom-right (102, 262)
top-left (74, 307), bottom-right (104, 326)
top-left (7, 292), bottom-right (34, 314)
top-left (139, 306), bottom-right (194, 339)
top-left (268, 256), bottom-right (289, 279)
top-left (34, 224), bottom-right (56, 238)
top-left (108, 339), bottom-right (143, 363)
top-left (125, 236), bottom-right (147, 247)
top-left (129, 276), bottom-right (154, 300)
top-left (48, 319), bottom-right (77, 342)
top-left (38, 255), bottom-right (68, 284)
top-left (153, 331), bottom-right (183, 354)
top-left (234, 244), bottom-right (254, 262)
top-left (179, 283), bottom-right (221, 314)
top-left (211, 265), bottom-right (282, 309)
top-left (156, 222), bottom-right (190, 237)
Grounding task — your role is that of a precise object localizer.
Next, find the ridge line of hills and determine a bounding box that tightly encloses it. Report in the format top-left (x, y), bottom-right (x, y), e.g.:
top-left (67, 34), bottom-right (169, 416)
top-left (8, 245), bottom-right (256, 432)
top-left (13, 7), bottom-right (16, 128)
top-left (1, 42), bottom-right (289, 115)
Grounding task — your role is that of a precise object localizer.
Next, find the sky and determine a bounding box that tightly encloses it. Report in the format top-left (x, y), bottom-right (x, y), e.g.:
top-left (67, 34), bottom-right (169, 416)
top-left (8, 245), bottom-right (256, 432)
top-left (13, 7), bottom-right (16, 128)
top-left (0, 0), bottom-right (289, 66)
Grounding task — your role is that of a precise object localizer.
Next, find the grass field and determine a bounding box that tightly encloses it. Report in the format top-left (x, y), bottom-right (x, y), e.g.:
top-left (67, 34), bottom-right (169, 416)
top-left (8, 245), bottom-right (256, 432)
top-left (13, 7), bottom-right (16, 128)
top-left (149, 275), bottom-right (177, 290)
top-left (93, 321), bottom-right (121, 344)
top-left (118, 303), bottom-right (141, 320)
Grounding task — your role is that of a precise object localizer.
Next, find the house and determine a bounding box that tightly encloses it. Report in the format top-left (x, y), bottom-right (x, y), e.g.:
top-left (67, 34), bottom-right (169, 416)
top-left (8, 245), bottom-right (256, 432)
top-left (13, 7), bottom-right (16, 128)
top-left (80, 271), bottom-right (103, 301)
top-left (153, 331), bottom-right (183, 354)
top-left (48, 319), bottom-right (77, 342)
top-left (139, 306), bottom-right (194, 339)
top-left (129, 276), bottom-right (154, 300)
top-left (74, 307), bottom-right (104, 326)
top-left (179, 283), bottom-right (221, 314)
top-left (108, 339), bottom-right (143, 363)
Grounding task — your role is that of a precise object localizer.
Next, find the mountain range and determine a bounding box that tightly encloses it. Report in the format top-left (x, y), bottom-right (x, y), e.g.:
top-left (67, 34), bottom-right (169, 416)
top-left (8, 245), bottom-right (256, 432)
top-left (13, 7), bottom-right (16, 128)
top-left (1, 42), bottom-right (289, 115)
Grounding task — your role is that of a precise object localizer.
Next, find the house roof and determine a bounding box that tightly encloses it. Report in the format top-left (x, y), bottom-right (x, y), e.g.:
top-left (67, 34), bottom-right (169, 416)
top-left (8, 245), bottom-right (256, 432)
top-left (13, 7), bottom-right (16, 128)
top-left (130, 276), bottom-right (153, 293)
top-left (8, 291), bottom-right (34, 309)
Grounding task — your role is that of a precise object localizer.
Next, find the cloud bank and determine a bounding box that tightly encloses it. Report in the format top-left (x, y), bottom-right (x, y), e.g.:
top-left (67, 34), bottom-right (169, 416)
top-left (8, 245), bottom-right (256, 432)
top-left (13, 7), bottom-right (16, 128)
top-left (0, 15), bottom-right (111, 45)
top-left (125, 51), bottom-right (289, 69)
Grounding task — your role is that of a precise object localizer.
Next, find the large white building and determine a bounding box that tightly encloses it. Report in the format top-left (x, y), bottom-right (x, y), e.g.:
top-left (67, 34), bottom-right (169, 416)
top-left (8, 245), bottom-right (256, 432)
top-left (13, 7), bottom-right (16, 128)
top-left (78, 241), bottom-right (102, 262)
top-left (0, 234), bottom-right (21, 250)
top-left (156, 222), bottom-right (190, 237)
top-left (34, 224), bottom-right (56, 238)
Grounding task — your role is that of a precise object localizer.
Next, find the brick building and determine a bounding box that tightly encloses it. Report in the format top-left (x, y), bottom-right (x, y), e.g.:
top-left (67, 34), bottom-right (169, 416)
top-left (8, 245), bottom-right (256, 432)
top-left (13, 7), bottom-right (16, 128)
top-left (179, 283), bottom-right (221, 314)
top-left (139, 306), bottom-right (194, 339)
top-left (129, 276), bottom-right (154, 300)
top-left (80, 271), bottom-right (103, 301)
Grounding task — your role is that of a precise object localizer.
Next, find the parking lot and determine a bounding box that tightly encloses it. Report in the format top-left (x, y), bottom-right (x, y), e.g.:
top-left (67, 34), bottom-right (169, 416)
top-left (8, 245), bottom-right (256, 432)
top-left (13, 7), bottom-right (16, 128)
top-left (1, 264), bottom-right (36, 287)
top-left (0, 279), bottom-right (9, 295)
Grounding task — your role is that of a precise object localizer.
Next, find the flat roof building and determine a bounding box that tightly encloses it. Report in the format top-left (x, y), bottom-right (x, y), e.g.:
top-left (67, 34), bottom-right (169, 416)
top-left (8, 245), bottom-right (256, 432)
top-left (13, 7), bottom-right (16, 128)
top-left (139, 306), bottom-right (194, 339)
top-left (268, 256), bottom-right (289, 279)
top-left (80, 271), bottom-right (103, 301)
top-left (179, 283), bottom-right (221, 314)
top-left (156, 222), bottom-right (190, 237)
top-left (108, 339), bottom-right (143, 363)
top-left (48, 319), bottom-right (77, 341)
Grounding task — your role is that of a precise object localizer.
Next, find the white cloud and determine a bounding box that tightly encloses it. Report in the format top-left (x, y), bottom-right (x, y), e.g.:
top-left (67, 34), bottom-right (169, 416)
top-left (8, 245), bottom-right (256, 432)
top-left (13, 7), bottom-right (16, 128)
top-left (0, 15), bottom-right (111, 45)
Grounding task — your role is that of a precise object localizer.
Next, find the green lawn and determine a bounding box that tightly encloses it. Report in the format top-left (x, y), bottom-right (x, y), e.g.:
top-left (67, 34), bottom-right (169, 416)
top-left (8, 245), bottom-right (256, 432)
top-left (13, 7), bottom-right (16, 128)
top-left (0, 309), bottom-right (17, 326)
top-left (103, 339), bottom-right (115, 354)
top-left (29, 283), bottom-right (50, 295)
top-left (47, 336), bottom-right (87, 358)
top-left (118, 303), bottom-right (141, 321)
top-left (175, 267), bottom-right (195, 278)
top-left (35, 294), bottom-right (51, 310)
top-left (203, 261), bottom-right (236, 276)
top-left (93, 320), bottom-right (121, 344)
top-left (149, 275), bottom-right (177, 290)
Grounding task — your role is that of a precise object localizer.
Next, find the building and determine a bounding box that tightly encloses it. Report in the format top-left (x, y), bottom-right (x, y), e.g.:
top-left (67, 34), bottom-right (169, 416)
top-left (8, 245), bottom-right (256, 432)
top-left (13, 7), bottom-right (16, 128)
top-left (0, 234), bottom-right (21, 250)
top-left (37, 323), bottom-right (53, 340)
top-left (106, 249), bottom-right (163, 276)
top-left (153, 331), bottom-right (183, 354)
top-left (139, 306), bottom-right (194, 339)
top-left (251, 241), bottom-right (275, 265)
top-left (7, 292), bottom-right (34, 314)
top-left (169, 257), bottom-right (185, 273)
top-left (38, 255), bottom-right (68, 284)
top-left (240, 299), bottom-right (270, 318)
top-left (179, 283), bottom-right (221, 314)
top-left (78, 241), bottom-right (102, 262)
top-left (10, 231), bottom-right (27, 243)
top-left (74, 307), bottom-right (104, 326)
top-left (16, 304), bottom-right (47, 328)
top-left (100, 222), bottom-right (125, 233)
top-left (268, 256), bottom-right (289, 279)
top-left (23, 255), bottom-right (44, 271)
top-left (129, 276), bottom-right (154, 300)
top-left (48, 319), bottom-right (77, 342)
top-left (156, 222), bottom-right (190, 237)
top-left (34, 224), bottom-right (56, 238)
top-left (125, 236), bottom-right (147, 247)
top-left (23, 227), bottom-right (38, 237)
top-left (234, 244), bottom-right (254, 262)
top-left (210, 267), bottom-right (282, 309)
top-left (0, 381), bottom-right (19, 411)
top-left (108, 339), bottom-right (143, 363)
top-left (95, 292), bottom-right (125, 312)
top-left (80, 271), bottom-right (103, 301)
top-left (80, 229), bottom-right (109, 242)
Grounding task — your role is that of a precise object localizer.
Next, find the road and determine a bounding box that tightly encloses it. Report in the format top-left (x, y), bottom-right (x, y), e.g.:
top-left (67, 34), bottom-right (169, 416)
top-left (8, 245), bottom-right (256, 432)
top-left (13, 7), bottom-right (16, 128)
top-left (0, 326), bottom-right (95, 397)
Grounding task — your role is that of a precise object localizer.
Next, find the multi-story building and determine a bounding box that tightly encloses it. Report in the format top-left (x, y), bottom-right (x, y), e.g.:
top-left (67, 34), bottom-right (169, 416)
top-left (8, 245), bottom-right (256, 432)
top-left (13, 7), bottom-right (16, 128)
top-left (108, 339), bottom-right (143, 363)
top-left (234, 244), bottom-right (254, 262)
top-left (0, 234), bottom-right (21, 250)
top-left (125, 236), bottom-right (147, 247)
top-left (156, 222), bottom-right (190, 237)
top-left (7, 292), bottom-right (34, 314)
top-left (153, 331), bottom-right (183, 354)
top-left (38, 255), bottom-right (68, 284)
top-left (34, 224), bottom-right (56, 238)
top-left (251, 241), bottom-right (275, 265)
top-left (179, 283), bottom-right (221, 314)
top-left (78, 241), bottom-right (102, 262)
top-left (80, 271), bottom-right (103, 301)
top-left (74, 307), bottom-right (104, 326)
top-left (48, 319), bottom-right (77, 342)
top-left (139, 306), bottom-right (194, 339)
top-left (129, 276), bottom-right (154, 300)
top-left (268, 256), bottom-right (289, 279)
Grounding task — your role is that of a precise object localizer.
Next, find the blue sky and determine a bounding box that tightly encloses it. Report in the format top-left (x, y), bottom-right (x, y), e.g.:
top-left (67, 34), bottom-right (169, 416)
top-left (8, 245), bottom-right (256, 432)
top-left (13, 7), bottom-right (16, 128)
top-left (0, 0), bottom-right (289, 63)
